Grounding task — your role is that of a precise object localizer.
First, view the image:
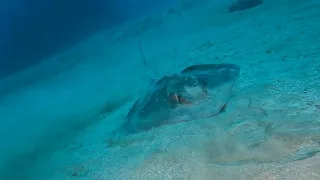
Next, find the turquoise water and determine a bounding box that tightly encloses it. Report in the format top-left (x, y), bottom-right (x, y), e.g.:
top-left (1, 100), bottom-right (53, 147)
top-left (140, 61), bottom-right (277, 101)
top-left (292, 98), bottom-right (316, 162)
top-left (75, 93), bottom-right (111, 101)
top-left (0, 0), bottom-right (319, 179)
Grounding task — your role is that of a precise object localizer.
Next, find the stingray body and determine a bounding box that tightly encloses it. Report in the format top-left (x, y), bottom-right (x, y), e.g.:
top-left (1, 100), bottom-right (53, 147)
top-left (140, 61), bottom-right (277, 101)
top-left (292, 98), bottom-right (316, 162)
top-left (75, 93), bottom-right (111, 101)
top-left (117, 64), bottom-right (240, 135)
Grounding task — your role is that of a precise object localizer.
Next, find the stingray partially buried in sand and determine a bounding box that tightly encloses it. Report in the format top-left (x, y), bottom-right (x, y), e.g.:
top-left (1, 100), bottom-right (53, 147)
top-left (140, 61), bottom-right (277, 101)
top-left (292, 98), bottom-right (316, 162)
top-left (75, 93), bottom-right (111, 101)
top-left (105, 41), bottom-right (240, 147)
top-left (113, 63), bottom-right (240, 136)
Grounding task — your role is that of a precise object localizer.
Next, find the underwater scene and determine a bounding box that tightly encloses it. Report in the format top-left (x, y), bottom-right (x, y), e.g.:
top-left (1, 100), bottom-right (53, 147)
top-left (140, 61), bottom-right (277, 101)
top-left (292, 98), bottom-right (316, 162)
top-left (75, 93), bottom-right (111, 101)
top-left (0, 0), bottom-right (319, 179)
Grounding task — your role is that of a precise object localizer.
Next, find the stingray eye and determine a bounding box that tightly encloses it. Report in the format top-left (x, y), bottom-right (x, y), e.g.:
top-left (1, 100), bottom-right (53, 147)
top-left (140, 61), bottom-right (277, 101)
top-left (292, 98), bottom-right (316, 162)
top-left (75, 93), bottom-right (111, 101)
top-left (170, 93), bottom-right (191, 104)
top-left (177, 95), bottom-right (183, 102)
top-left (171, 93), bottom-right (180, 103)
top-left (179, 95), bottom-right (191, 104)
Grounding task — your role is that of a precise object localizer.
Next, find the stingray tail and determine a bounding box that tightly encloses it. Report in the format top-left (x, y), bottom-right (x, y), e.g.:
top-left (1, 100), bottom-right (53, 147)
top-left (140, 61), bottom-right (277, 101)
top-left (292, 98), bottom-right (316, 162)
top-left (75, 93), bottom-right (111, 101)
top-left (138, 39), bottom-right (157, 82)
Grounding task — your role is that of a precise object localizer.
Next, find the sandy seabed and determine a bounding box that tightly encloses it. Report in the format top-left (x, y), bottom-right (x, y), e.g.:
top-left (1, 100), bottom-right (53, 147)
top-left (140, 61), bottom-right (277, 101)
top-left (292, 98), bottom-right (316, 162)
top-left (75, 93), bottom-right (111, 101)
top-left (0, 0), bottom-right (319, 179)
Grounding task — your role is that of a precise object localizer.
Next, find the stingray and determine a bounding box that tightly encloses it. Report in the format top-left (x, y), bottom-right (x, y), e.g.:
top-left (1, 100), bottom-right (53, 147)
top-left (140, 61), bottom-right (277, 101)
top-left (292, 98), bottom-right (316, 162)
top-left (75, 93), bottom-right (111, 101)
top-left (114, 63), bottom-right (240, 135)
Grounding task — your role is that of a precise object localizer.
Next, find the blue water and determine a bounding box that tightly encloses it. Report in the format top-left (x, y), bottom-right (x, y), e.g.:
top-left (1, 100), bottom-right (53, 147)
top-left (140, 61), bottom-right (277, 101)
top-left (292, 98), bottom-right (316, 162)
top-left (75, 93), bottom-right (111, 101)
top-left (0, 0), bottom-right (176, 78)
top-left (0, 0), bottom-right (319, 179)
